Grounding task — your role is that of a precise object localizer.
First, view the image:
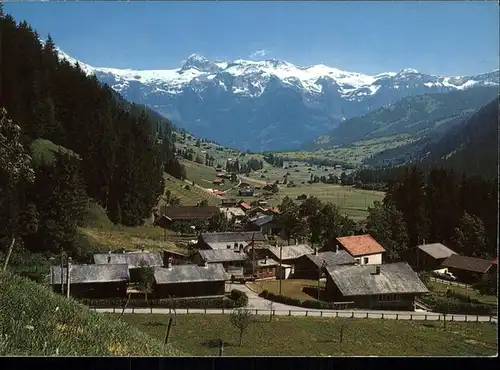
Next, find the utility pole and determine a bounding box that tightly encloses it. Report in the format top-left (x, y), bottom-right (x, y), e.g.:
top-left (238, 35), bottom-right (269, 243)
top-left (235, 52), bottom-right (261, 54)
top-left (251, 233), bottom-right (256, 275)
top-left (60, 249), bottom-right (65, 295)
top-left (279, 243), bottom-right (283, 296)
top-left (66, 257), bottom-right (72, 298)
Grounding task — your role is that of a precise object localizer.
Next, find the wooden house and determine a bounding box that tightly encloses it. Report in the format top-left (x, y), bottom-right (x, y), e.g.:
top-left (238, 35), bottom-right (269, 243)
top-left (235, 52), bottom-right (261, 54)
top-left (245, 215), bottom-right (280, 236)
top-left (324, 262), bottom-right (428, 310)
top-left (265, 244), bottom-right (314, 278)
top-left (94, 251), bottom-right (163, 282)
top-left (162, 249), bottom-right (189, 266)
top-left (153, 206), bottom-right (219, 228)
top-left (440, 255), bottom-right (494, 284)
top-left (50, 264), bottom-right (129, 299)
top-left (194, 249), bottom-right (248, 276)
top-left (152, 263), bottom-right (229, 298)
top-left (197, 231), bottom-right (267, 250)
top-left (408, 243), bottom-right (457, 272)
top-left (221, 198), bottom-right (239, 207)
top-left (294, 250), bottom-right (356, 280)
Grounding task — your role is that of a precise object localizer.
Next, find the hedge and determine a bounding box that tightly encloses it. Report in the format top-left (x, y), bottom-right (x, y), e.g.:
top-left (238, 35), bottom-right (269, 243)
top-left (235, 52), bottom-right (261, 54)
top-left (79, 296), bottom-right (243, 309)
top-left (420, 294), bottom-right (493, 315)
top-left (259, 290), bottom-right (332, 309)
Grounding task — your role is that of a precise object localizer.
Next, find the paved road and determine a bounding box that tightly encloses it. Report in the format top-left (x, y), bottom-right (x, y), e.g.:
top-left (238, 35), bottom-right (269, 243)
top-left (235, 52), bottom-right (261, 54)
top-left (95, 307), bottom-right (496, 323)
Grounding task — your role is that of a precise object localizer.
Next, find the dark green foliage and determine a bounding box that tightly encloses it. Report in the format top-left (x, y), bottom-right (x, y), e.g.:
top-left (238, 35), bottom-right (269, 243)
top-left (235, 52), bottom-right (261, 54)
top-left (258, 290), bottom-right (332, 309)
top-left (0, 10), bottom-right (182, 260)
top-left (473, 273), bottom-right (498, 296)
top-left (79, 296), bottom-right (244, 309)
top-left (229, 289), bottom-right (249, 307)
top-left (419, 294), bottom-right (493, 315)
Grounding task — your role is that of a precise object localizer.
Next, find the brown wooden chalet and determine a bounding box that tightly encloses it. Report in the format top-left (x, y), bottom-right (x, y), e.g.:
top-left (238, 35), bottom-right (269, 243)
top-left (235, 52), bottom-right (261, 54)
top-left (153, 205), bottom-right (219, 228)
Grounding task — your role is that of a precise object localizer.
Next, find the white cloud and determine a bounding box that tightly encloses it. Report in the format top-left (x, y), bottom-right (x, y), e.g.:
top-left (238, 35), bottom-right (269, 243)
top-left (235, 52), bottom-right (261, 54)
top-left (250, 49), bottom-right (270, 58)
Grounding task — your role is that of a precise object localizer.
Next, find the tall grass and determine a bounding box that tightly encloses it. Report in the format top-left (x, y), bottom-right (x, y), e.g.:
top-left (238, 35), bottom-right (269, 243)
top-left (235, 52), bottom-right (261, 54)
top-left (0, 271), bottom-right (184, 356)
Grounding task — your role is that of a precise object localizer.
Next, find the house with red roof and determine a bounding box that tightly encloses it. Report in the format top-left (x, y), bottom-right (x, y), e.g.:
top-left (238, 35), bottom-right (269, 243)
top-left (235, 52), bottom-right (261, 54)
top-left (333, 234), bottom-right (386, 265)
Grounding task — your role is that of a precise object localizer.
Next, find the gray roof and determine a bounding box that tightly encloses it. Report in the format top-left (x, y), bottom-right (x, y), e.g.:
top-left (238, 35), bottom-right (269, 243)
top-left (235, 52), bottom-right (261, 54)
top-left (306, 251), bottom-right (356, 267)
top-left (220, 207), bottom-right (246, 219)
top-left (268, 244), bottom-right (314, 261)
top-left (256, 258), bottom-right (279, 267)
top-left (198, 249), bottom-right (248, 263)
top-left (249, 215), bottom-right (275, 227)
top-left (50, 264), bottom-right (130, 284)
top-left (200, 232), bottom-right (266, 244)
top-left (207, 241), bottom-right (250, 250)
top-left (94, 252), bottom-right (163, 268)
top-left (326, 262), bottom-right (429, 297)
top-left (417, 243), bottom-right (457, 260)
top-left (154, 263), bottom-right (230, 284)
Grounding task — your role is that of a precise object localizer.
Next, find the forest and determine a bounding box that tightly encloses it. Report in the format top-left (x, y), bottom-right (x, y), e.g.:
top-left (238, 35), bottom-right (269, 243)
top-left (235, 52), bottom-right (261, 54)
top-left (0, 8), bottom-right (183, 262)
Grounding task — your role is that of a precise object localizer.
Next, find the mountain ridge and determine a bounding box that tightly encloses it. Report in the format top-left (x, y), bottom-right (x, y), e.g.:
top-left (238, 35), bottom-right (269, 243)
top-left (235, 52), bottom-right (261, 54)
top-left (56, 47), bottom-right (499, 151)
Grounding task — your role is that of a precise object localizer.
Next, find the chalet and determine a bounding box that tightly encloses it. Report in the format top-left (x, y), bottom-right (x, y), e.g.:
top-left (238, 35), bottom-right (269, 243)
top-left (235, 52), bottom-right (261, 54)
top-left (324, 262), bottom-right (428, 310)
top-left (153, 206), bottom-right (219, 228)
top-left (409, 243), bottom-right (457, 272)
top-left (250, 258), bottom-right (280, 280)
top-left (239, 201), bottom-right (250, 212)
top-left (162, 249), bottom-right (189, 266)
top-left (238, 188), bottom-right (255, 196)
top-left (50, 264), bottom-right (130, 299)
top-left (440, 255), bottom-right (494, 284)
top-left (194, 249), bottom-right (248, 276)
top-left (265, 244), bottom-right (314, 278)
top-left (152, 262), bottom-right (229, 298)
top-left (197, 231), bottom-right (267, 250)
top-left (333, 234), bottom-right (386, 265)
top-left (94, 251), bottom-right (163, 281)
top-left (220, 207), bottom-right (246, 221)
top-left (245, 215), bottom-right (279, 236)
top-left (294, 249), bottom-right (356, 280)
top-left (221, 198), bottom-right (238, 207)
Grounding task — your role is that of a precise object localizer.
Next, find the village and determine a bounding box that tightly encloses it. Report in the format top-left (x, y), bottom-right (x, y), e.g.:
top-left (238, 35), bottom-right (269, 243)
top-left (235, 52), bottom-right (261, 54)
top-left (49, 194), bottom-right (498, 315)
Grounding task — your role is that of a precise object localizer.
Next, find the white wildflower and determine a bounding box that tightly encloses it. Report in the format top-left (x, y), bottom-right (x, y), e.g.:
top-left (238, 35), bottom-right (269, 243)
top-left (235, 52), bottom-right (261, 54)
top-left (55, 348), bottom-right (59, 356)
top-left (55, 306), bottom-right (59, 312)
top-left (25, 325), bottom-right (34, 331)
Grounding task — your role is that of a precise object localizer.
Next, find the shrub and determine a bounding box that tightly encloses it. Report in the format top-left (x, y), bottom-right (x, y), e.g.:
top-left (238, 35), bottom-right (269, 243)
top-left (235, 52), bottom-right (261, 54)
top-left (79, 296), bottom-right (244, 309)
top-left (229, 289), bottom-right (249, 307)
top-left (258, 291), bottom-right (332, 309)
top-left (420, 294), bottom-right (493, 315)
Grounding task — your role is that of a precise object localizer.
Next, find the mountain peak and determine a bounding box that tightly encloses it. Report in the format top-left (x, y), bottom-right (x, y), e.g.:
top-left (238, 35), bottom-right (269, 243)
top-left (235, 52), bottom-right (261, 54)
top-left (398, 68), bottom-right (419, 74)
top-left (180, 54), bottom-right (219, 73)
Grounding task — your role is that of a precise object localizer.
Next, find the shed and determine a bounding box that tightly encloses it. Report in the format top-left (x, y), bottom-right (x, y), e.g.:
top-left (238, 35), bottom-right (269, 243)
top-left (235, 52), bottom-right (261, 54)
top-left (50, 264), bottom-right (130, 299)
top-left (153, 263), bottom-right (230, 298)
top-left (410, 243), bottom-right (457, 271)
top-left (294, 250), bottom-right (357, 280)
top-left (324, 262), bottom-right (428, 310)
top-left (266, 244), bottom-right (314, 277)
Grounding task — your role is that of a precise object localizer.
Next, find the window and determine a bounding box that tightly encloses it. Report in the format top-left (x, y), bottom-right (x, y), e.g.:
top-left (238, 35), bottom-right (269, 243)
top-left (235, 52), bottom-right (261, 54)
top-left (363, 257), bottom-right (369, 264)
top-left (355, 259), bottom-right (361, 264)
top-left (378, 294), bottom-right (401, 302)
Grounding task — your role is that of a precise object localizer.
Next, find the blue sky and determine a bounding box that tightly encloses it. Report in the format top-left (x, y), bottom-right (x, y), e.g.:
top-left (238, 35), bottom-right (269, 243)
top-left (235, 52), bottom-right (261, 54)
top-left (4, 1), bottom-right (499, 76)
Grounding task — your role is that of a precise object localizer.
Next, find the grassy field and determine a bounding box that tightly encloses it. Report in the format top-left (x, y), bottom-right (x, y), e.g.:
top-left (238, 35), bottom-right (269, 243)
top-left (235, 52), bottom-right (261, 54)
top-left (163, 173), bottom-right (221, 206)
top-left (227, 183), bottom-right (384, 221)
top-left (248, 279), bottom-right (325, 301)
top-left (428, 281), bottom-right (498, 306)
top-left (285, 134), bottom-right (416, 166)
top-left (119, 313), bottom-right (496, 356)
top-left (0, 271), bottom-right (183, 356)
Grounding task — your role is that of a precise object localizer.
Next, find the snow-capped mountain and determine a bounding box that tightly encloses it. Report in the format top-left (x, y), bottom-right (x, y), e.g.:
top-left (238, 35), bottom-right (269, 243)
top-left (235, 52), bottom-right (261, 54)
top-left (57, 48), bottom-right (499, 151)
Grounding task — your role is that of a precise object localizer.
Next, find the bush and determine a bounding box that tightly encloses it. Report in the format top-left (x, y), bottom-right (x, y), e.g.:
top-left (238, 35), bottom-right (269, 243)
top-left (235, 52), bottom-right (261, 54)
top-left (258, 291), bottom-right (332, 309)
top-left (79, 296), bottom-right (244, 309)
top-left (229, 289), bottom-right (249, 307)
top-left (420, 294), bottom-right (493, 315)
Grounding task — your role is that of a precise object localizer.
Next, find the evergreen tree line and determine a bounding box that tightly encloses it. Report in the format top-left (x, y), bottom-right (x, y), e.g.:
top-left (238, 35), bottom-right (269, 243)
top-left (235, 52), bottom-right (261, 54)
top-left (366, 166), bottom-right (497, 261)
top-left (0, 10), bottom-right (182, 259)
top-left (263, 153), bottom-right (284, 168)
top-left (225, 159), bottom-right (264, 174)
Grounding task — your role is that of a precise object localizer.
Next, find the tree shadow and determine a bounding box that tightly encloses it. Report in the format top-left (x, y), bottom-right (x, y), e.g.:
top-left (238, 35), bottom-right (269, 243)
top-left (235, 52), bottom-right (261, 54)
top-left (201, 339), bottom-right (235, 348)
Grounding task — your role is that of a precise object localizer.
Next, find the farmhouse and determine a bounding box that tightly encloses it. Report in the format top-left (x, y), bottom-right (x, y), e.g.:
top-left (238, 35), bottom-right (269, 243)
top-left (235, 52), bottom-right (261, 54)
top-left (93, 251), bottom-right (163, 281)
top-left (50, 264), bottom-right (130, 299)
top-left (238, 188), bottom-right (254, 196)
top-left (265, 244), bottom-right (315, 278)
top-left (409, 243), bottom-right (457, 272)
top-left (153, 206), bottom-right (219, 228)
top-left (440, 254), bottom-right (494, 284)
top-left (245, 215), bottom-right (279, 235)
top-left (152, 263), bottom-right (229, 298)
top-left (294, 250), bottom-right (356, 280)
top-left (197, 231), bottom-right (267, 250)
top-left (324, 262), bottom-right (429, 310)
top-left (194, 249), bottom-right (248, 276)
top-left (162, 249), bottom-right (189, 266)
top-left (220, 207), bottom-right (246, 221)
top-left (334, 234), bottom-right (386, 265)
top-left (221, 198), bottom-right (238, 207)
top-left (252, 258), bottom-right (280, 280)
